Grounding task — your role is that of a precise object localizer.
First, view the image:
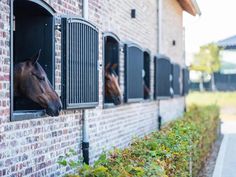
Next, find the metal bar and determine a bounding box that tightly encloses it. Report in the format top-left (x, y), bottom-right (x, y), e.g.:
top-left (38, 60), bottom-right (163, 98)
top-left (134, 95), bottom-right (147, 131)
top-left (78, 22), bottom-right (80, 103)
top-left (68, 21), bottom-right (71, 104)
top-left (75, 22), bottom-right (78, 103)
top-left (85, 25), bottom-right (88, 103)
top-left (82, 23), bottom-right (85, 103)
top-left (91, 29), bottom-right (95, 102)
top-left (95, 30), bottom-right (99, 102)
top-left (88, 27), bottom-right (91, 103)
top-left (78, 23), bottom-right (82, 103)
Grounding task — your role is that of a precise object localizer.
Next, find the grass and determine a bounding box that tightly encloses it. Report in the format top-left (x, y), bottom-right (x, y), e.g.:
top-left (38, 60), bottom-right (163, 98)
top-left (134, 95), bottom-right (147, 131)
top-left (187, 91), bottom-right (236, 120)
top-left (187, 91), bottom-right (236, 107)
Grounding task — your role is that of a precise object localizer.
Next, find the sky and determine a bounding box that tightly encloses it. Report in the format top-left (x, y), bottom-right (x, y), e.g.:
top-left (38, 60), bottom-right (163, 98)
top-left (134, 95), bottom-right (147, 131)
top-left (184, 0), bottom-right (236, 64)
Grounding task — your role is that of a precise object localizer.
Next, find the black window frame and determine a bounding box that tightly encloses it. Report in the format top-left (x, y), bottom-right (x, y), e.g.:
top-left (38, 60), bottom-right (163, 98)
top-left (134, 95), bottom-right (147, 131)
top-left (154, 55), bottom-right (172, 99)
top-left (103, 32), bottom-right (121, 108)
top-left (10, 0), bottom-right (56, 121)
top-left (124, 43), bottom-right (144, 103)
top-left (61, 17), bottom-right (99, 109)
top-left (143, 50), bottom-right (151, 100)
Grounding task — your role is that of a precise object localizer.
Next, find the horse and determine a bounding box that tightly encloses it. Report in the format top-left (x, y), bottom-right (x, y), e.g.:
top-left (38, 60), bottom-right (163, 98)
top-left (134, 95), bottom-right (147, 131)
top-left (143, 81), bottom-right (151, 99)
top-left (143, 69), bottom-right (151, 99)
top-left (105, 63), bottom-right (122, 105)
top-left (14, 50), bottom-right (62, 117)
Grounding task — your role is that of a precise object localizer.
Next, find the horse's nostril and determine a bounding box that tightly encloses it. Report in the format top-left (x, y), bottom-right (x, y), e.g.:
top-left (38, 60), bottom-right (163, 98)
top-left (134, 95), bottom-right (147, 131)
top-left (113, 96), bottom-right (121, 105)
top-left (55, 110), bottom-right (59, 116)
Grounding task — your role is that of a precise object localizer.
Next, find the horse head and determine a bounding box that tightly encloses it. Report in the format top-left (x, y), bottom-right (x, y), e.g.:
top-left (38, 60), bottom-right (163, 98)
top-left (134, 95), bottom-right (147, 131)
top-left (105, 63), bottom-right (122, 105)
top-left (14, 50), bottom-right (62, 117)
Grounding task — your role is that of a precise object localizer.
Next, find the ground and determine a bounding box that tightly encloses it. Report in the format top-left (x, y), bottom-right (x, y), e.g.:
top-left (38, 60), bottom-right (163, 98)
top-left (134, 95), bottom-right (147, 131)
top-left (187, 91), bottom-right (236, 177)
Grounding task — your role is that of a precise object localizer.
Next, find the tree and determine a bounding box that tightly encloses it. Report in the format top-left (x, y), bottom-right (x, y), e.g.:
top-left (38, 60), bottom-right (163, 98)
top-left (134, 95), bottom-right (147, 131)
top-left (190, 43), bottom-right (221, 91)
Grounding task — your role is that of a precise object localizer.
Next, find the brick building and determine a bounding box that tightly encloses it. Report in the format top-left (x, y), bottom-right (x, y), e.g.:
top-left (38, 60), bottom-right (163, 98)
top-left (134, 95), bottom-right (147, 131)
top-left (0, 0), bottom-right (200, 176)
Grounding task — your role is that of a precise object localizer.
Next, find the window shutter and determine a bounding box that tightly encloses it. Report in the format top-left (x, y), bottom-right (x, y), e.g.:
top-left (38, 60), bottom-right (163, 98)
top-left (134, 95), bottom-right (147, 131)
top-left (182, 68), bottom-right (189, 95)
top-left (172, 64), bottom-right (181, 96)
top-left (125, 44), bottom-right (144, 102)
top-left (154, 55), bottom-right (172, 99)
top-left (61, 18), bottom-right (99, 109)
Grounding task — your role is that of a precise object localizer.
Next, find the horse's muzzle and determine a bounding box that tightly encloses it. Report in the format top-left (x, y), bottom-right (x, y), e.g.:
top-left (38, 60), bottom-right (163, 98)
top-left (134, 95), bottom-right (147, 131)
top-left (46, 100), bottom-right (62, 117)
top-left (113, 96), bottom-right (122, 105)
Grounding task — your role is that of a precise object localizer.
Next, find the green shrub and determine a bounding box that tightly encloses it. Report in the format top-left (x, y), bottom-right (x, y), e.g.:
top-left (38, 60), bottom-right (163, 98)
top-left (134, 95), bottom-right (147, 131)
top-left (59, 105), bottom-right (220, 177)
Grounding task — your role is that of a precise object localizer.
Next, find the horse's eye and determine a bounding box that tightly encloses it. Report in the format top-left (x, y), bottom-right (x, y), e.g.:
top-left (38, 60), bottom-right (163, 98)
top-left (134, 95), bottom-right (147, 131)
top-left (33, 73), bottom-right (45, 81)
top-left (39, 76), bottom-right (45, 81)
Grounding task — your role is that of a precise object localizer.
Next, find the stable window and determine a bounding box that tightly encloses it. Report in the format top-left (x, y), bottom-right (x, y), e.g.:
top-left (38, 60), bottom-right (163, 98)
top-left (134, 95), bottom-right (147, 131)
top-left (182, 68), bottom-right (189, 95)
top-left (124, 43), bottom-right (144, 102)
top-left (11, 0), bottom-right (55, 120)
top-left (154, 55), bottom-right (172, 99)
top-left (61, 18), bottom-right (99, 109)
top-left (171, 64), bottom-right (181, 96)
top-left (103, 33), bottom-right (120, 105)
top-left (143, 51), bottom-right (151, 99)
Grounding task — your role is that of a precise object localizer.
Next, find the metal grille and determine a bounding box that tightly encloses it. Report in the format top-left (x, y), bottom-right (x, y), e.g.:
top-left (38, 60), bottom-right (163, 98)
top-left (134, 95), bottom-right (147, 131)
top-left (154, 55), bottom-right (172, 99)
top-left (62, 18), bottom-right (99, 109)
top-left (172, 64), bottom-right (181, 95)
top-left (125, 44), bottom-right (144, 102)
top-left (182, 68), bottom-right (189, 95)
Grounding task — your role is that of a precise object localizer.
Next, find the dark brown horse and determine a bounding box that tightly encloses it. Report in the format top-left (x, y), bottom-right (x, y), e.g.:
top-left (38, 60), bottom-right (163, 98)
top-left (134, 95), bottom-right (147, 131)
top-left (105, 63), bottom-right (122, 105)
top-left (14, 50), bottom-right (62, 116)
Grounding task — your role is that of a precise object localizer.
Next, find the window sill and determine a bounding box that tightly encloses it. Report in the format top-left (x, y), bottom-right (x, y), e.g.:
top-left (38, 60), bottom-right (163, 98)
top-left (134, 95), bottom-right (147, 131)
top-left (156, 96), bottom-right (172, 100)
top-left (11, 110), bottom-right (46, 121)
top-left (173, 95), bottom-right (182, 98)
top-left (143, 98), bottom-right (152, 102)
top-left (103, 99), bottom-right (154, 109)
top-left (103, 103), bottom-right (117, 109)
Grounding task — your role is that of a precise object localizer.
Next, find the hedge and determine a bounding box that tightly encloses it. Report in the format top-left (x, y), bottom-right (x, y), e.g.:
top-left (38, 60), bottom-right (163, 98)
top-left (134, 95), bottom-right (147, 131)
top-left (59, 105), bottom-right (220, 177)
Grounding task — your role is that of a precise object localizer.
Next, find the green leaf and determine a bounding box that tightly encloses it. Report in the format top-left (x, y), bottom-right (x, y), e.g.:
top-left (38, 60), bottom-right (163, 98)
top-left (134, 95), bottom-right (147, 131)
top-left (58, 160), bottom-right (67, 166)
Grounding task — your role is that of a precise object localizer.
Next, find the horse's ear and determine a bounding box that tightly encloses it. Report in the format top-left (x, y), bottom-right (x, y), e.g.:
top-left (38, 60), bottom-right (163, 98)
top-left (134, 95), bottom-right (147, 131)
top-left (31, 49), bottom-right (41, 65)
top-left (111, 64), bottom-right (118, 70)
top-left (105, 63), bottom-right (111, 71)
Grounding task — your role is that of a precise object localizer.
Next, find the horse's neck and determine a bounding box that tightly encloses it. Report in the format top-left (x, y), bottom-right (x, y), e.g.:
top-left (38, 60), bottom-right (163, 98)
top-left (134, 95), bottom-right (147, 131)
top-left (13, 64), bottom-right (23, 96)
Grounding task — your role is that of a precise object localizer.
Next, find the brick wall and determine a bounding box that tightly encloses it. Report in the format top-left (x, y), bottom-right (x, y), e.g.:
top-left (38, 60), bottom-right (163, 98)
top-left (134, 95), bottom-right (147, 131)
top-left (0, 0), bottom-right (10, 125)
top-left (0, 0), bottom-right (186, 176)
top-left (160, 0), bottom-right (185, 67)
top-left (0, 1), bottom-right (84, 176)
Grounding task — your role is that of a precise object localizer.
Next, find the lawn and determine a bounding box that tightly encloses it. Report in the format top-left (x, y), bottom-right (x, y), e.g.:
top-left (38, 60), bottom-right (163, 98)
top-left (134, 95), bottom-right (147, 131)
top-left (187, 91), bottom-right (236, 107)
top-left (187, 91), bottom-right (236, 120)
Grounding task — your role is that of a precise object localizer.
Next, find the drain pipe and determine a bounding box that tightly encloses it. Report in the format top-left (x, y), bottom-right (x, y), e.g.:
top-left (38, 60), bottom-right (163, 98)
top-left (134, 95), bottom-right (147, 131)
top-left (83, 0), bottom-right (88, 20)
top-left (158, 0), bottom-right (163, 53)
top-left (158, 100), bottom-right (162, 130)
top-left (157, 0), bottom-right (162, 130)
top-left (82, 109), bottom-right (89, 164)
top-left (184, 97), bottom-right (187, 113)
top-left (82, 0), bottom-right (89, 165)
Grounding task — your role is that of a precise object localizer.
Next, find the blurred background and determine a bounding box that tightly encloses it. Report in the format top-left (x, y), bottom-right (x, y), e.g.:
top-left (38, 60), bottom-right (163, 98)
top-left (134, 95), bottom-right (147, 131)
top-left (185, 0), bottom-right (236, 92)
top-left (184, 0), bottom-right (236, 125)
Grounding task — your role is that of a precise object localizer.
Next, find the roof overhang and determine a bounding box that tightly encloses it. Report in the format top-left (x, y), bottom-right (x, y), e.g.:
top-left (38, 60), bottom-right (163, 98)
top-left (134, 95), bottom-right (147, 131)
top-left (217, 35), bottom-right (236, 50)
top-left (177, 0), bottom-right (201, 16)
